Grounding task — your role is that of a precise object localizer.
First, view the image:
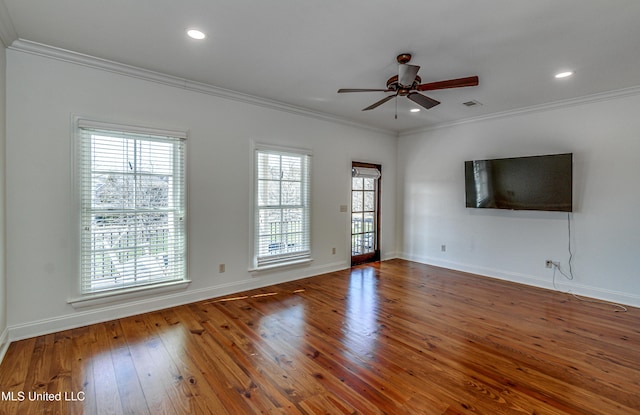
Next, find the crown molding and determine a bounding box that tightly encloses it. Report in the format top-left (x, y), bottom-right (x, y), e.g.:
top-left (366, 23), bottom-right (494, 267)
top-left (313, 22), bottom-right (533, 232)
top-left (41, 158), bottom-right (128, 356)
top-left (0, 0), bottom-right (17, 47)
top-left (9, 39), bottom-right (395, 136)
top-left (399, 84), bottom-right (640, 137)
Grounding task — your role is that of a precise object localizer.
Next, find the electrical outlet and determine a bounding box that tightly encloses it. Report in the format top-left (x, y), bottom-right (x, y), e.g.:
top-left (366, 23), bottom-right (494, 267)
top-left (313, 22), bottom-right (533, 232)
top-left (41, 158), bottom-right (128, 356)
top-left (219, 263), bottom-right (225, 273)
top-left (545, 260), bottom-right (553, 269)
top-left (332, 247), bottom-right (336, 255)
top-left (441, 244), bottom-right (446, 252)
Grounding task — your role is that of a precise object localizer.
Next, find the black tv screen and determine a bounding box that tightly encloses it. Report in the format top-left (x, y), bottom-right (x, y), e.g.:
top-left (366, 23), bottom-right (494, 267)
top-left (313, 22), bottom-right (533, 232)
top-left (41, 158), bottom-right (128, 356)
top-left (465, 153), bottom-right (572, 212)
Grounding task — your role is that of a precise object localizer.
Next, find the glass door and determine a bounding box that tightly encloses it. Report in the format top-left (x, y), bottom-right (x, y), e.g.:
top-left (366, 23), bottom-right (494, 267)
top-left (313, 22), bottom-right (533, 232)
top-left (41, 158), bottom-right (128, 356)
top-left (351, 162), bottom-right (381, 266)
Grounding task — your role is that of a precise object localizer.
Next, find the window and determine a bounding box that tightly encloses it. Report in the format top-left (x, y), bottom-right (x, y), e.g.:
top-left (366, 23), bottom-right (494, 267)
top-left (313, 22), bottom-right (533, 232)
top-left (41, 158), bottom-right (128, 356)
top-left (253, 145), bottom-right (311, 269)
top-left (77, 120), bottom-right (186, 294)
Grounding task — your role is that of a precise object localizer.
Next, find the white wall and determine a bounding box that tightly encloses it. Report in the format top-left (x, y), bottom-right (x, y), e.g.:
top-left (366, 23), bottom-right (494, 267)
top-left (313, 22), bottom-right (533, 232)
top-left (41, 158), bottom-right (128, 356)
top-left (0, 43), bottom-right (7, 355)
top-left (398, 93), bottom-right (640, 307)
top-left (5, 49), bottom-right (397, 339)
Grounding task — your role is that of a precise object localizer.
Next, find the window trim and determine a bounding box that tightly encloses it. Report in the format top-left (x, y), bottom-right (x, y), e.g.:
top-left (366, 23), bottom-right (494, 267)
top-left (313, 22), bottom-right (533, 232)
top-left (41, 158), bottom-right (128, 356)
top-left (72, 116), bottom-right (189, 300)
top-left (250, 142), bottom-right (312, 271)
top-left (67, 279), bottom-right (191, 309)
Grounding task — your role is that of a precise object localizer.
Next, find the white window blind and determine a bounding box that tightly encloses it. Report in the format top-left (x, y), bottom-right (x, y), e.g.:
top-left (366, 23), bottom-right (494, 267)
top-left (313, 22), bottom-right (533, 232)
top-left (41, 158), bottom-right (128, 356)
top-left (351, 166), bottom-right (381, 179)
top-left (78, 122), bottom-right (186, 294)
top-left (254, 146), bottom-right (311, 268)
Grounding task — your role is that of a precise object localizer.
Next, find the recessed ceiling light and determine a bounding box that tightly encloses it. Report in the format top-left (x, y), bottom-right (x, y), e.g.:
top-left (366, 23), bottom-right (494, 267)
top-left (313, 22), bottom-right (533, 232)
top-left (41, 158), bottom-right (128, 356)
top-left (410, 108), bottom-right (421, 113)
top-left (187, 29), bottom-right (206, 40)
top-left (555, 71), bottom-right (574, 79)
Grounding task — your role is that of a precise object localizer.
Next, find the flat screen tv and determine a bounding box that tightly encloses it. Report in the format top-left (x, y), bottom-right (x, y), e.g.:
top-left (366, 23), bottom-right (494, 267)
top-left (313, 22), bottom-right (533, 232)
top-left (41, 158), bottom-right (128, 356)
top-left (465, 153), bottom-right (572, 212)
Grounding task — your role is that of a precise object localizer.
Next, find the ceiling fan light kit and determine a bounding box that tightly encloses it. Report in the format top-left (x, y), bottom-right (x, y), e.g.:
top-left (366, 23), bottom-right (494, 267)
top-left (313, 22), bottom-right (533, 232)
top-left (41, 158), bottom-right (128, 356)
top-left (338, 53), bottom-right (479, 116)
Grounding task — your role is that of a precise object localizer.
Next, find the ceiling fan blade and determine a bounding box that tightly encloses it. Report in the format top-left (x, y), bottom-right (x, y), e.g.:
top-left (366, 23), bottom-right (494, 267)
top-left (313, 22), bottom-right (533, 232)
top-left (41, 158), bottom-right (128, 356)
top-left (416, 76), bottom-right (479, 91)
top-left (398, 64), bottom-right (420, 87)
top-left (407, 92), bottom-right (440, 110)
top-left (362, 94), bottom-right (396, 111)
top-left (338, 88), bottom-right (392, 93)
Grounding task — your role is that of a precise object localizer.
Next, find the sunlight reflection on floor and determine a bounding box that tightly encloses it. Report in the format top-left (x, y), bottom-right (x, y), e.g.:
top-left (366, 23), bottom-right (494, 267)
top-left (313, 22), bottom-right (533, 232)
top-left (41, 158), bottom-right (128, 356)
top-left (343, 267), bottom-right (380, 359)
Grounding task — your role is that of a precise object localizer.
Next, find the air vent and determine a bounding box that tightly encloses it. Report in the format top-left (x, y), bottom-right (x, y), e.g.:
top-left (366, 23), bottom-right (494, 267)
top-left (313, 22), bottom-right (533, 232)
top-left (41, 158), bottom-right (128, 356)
top-left (463, 100), bottom-right (482, 107)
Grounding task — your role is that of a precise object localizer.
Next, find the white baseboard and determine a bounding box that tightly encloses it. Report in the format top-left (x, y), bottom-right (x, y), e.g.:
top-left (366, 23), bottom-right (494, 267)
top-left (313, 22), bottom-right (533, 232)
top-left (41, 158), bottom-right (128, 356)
top-left (398, 252), bottom-right (640, 309)
top-left (381, 251), bottom-right (399, 261)
top-left (0, 327), bottom-right (9, 363)
top-left (7, 260), bottom-right (351, 343)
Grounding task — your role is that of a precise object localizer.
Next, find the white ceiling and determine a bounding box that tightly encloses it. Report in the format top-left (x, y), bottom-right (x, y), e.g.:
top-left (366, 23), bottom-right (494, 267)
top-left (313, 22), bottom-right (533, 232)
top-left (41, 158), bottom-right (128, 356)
top-left (3, 0), bottom-right (640, 133)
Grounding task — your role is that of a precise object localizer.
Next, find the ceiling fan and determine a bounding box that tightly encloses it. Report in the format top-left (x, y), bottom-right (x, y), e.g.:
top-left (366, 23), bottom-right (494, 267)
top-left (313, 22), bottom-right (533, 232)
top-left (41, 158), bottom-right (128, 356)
top-left (338, 54), bottom-right (479, 116)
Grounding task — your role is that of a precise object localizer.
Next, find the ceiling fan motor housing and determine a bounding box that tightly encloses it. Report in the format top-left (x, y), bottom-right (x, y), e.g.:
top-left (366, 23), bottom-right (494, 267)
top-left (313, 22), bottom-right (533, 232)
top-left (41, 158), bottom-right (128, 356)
top-left (386, 74), bottom-right (422, 95)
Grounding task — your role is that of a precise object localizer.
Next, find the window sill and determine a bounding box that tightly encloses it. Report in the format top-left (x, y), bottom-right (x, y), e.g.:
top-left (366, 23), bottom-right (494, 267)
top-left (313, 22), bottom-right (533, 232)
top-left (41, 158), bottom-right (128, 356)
top-left (68, 279), bottom-right (191, 309)
top-left (248, 258), bottom-right (313, 273)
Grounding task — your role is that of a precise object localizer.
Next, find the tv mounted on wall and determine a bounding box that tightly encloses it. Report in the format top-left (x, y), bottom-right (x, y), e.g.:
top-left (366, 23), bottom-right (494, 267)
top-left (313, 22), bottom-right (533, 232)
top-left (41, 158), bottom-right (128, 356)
top-left (465, 153), bottom-right (573, 212)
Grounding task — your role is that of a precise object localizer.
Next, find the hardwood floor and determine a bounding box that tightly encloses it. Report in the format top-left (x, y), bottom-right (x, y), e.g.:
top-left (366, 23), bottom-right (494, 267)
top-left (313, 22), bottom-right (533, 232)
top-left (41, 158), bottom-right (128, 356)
top-left (1, 259), bottom-right (639, 414)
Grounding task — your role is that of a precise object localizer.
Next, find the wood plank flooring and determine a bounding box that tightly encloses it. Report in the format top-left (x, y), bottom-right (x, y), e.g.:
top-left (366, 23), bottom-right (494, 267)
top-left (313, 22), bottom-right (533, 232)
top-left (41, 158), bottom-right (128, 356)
top-left (1, 259), bottom-right (639, 414)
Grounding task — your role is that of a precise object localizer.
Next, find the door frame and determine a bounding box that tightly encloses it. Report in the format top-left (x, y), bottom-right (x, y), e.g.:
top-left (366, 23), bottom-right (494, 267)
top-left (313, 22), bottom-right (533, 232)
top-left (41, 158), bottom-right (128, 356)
top-left (350, 161), bottom-right (381, 266)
